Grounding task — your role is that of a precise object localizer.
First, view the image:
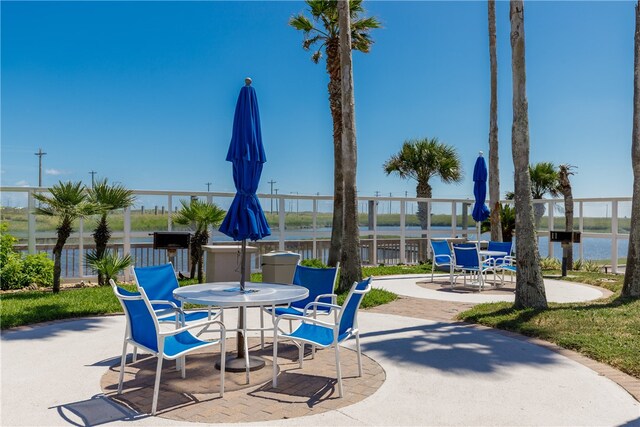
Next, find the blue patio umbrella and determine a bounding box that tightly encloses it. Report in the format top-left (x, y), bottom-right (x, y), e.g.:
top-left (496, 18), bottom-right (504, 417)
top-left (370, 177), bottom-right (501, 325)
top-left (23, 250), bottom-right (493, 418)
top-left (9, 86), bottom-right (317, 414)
top-left (472, 151), bottom-right (490, 241)
top-left (218, 78), bottom-right (271, 374)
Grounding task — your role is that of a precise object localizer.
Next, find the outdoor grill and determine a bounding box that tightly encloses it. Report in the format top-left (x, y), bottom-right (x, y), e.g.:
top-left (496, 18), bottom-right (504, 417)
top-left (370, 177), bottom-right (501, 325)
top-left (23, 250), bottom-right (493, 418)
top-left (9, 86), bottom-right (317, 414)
top-left (550, 231), bottom-right (582, 276)
top-left (152, 231), bottom-right (191, 250)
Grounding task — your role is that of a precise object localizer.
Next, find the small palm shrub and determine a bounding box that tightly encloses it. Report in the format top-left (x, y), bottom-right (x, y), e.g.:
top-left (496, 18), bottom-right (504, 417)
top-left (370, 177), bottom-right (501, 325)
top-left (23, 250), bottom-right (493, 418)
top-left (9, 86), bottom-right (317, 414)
top-left (539, 257), bottom-right (561, 270)
top-left (86, 250), bottom-right (133, 284)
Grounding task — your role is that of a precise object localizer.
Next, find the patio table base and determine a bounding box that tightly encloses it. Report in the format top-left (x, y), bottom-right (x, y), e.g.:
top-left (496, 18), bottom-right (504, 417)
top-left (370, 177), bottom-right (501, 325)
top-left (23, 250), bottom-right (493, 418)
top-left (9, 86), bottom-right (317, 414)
top-left (215, 355), bottom-right (265, 372)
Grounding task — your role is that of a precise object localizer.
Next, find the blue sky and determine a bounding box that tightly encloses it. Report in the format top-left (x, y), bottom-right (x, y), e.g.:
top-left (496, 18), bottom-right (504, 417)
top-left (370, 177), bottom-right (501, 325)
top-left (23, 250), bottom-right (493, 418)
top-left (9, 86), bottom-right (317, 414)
top-left (1, 1), bottom-right (635, 204)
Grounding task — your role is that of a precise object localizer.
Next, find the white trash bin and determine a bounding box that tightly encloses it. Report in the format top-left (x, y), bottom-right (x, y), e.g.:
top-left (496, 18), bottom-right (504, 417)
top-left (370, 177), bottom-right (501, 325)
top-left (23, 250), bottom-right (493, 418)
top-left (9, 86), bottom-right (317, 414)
top-left (261, 251), bottom-right (301, 284)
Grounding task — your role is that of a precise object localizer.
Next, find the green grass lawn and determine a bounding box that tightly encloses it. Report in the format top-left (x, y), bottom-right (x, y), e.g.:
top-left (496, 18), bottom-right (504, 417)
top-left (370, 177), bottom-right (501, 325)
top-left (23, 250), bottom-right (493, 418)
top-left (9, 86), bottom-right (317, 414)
top-left (1, 269), bottom-right (400, 329)
top-left (458, 270), bottom-right (640, 379)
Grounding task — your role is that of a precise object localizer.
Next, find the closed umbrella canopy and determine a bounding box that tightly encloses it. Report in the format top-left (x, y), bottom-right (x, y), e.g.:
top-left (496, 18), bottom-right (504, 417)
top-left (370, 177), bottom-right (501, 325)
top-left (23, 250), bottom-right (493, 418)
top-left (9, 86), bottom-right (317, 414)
top-left (219, 80), bottom-right (271, 242)
top-left (472, 152), bottom-right (490, 224)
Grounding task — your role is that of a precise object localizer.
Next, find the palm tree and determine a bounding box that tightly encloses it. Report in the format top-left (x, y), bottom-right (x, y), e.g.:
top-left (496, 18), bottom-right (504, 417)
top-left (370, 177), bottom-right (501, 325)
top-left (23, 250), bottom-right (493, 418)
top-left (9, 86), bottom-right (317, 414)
top-left (337, 0), bottom-right (362, 293)
top-left (173, 199), bottom-right (225, 283)
top-left (529, 161), bottom-right (559, 227)
top-left (87, 178), bottom-right (135, 285)
top-left (623, 1), bottom-right (640, 298)
top-left (383, 138), bottom-right (463, 231)
top-left (290, 0), bottom-right (380, 267)
top-left (488, 0), bottom-right (502, 242)
top-left (33, 181), bottom-right (97, 293)
top-left (510, 0), bottom-right (547, 309)
top-left (86, 250), bottom-right (133, 285)
top-left (557, 164), bottom-right (576, 270)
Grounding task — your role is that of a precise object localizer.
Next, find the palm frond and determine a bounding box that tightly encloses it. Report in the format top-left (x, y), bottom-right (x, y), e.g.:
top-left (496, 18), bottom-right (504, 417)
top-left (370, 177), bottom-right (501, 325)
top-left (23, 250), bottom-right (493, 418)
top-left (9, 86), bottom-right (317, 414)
top-left (289, 14), bottom-right (314, 32)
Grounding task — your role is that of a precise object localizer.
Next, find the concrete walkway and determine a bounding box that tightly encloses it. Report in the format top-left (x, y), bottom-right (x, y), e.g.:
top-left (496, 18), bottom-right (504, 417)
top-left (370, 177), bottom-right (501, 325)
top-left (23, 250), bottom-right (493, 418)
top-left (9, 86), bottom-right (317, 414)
top-left (372, 274), bottom-right (608, 303)
top-left (2, 289), bottom-right (639, 426)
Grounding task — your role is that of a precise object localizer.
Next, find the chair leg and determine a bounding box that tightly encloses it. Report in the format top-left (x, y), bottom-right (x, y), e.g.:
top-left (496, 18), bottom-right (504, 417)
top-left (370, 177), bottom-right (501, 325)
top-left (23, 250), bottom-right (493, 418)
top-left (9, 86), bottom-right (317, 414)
top-left (272, 332), bottom-right (279, 388)
top-left (355, 332), bottom-right (363, 377)
top-left (260, 306), bottom-right (265, 350)
top-left (334, 344), bottom-right (343, 398)
top-left (181, 355), bottom-right (186, 379)
top-left (132, 347), bottom-right (138, 363)
top-left (299, 343), bottom-right (304, 369)
top-left (151, 357), bottom-right (163, 416)
top-left (219, 338), bottom-right (225, 397)
top-left (117, 340), bottom-right (128, 394)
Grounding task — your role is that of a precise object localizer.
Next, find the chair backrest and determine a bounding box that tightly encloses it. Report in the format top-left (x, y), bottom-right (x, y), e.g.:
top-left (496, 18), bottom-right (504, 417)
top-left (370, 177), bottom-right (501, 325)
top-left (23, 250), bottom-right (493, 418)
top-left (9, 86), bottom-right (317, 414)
top-left (430, 240), bottom-right (452, 266)
top-left (487, 241), bottom-right (513, 259)
top-left (133, 264), bottom-right (180, 307)
top-left (338, 277), bottom-right (372, 338)
top-left (291, 264), bottom-right (339, 309)
top-left (111, 280), bottom-right (159, 352)
top-left (453, 245), bottom-right (480, 269)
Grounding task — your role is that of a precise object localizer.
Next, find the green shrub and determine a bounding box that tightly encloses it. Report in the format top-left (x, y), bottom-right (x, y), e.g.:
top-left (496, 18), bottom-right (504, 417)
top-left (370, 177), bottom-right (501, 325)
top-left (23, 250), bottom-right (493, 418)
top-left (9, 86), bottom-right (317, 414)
top-left (22, 253), bottom-right (54, 287)
top-left (300, 258), bottom-right (328, 269)
top-left (0, 224), bottom-right (54, 290)
top-left (1, 252), bottom-right (28, 290)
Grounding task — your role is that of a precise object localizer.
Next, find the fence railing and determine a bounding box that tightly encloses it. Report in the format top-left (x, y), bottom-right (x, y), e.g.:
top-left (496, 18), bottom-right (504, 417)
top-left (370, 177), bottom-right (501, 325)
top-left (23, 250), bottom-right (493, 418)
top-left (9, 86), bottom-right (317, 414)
top-left (1, 186), bottom-right (631, 278)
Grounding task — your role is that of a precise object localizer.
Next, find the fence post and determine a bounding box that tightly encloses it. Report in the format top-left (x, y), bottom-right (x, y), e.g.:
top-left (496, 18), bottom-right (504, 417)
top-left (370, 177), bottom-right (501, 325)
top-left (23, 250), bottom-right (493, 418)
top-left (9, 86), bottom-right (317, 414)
top-left (611, 200), bottom-right (618, 274)
top-left (28, 190), bottom-right (36, 254)
top-left (400, 199), bottom-right (406, 264)
top-left (451, 201), bottom-right (457, 238)
top-left (548, 200), bottom-right (554, 258)
top-left (124, 206), bottom-right (131, 281)
top-left (312, 198), bottom-right (317, 259)
top-left (579, 201), bottom-right (584, 260)
top-left (278, 196), bottom-right (285, 251)
top-left (372, 199), bottom-right (378, 265)
top-left (79, 217), bottom-right (84, 277)
top-left (168, 195), bottom-right (173, 232)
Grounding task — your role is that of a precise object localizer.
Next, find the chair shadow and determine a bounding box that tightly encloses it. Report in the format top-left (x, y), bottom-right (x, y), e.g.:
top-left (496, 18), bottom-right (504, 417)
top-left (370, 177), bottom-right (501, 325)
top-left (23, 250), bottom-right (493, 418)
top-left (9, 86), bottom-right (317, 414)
top-left (249, 370), bottom-right (341, 407)
top-left (1, 316), bottom-right (110, 341)
top-left (51, 394), bottom-right (144, 426)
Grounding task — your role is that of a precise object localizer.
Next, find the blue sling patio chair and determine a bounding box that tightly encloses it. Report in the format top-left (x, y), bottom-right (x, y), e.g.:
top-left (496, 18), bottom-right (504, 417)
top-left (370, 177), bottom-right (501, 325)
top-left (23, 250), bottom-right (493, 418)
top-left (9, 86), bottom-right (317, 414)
top-left (263, 264), bottom-right (340, 330)
top-left (429, 240), bottom-right (454, 286)
top-left (110, 280), bottom-right (225, 415)
top-left (452, 245), bottom-right (497, 291)
top-left (272, 277), bottom-right (372, 398)
top-left (486, 241), bottom-right (513, 266)
top-left (133, 264), bottom-right (221, 336)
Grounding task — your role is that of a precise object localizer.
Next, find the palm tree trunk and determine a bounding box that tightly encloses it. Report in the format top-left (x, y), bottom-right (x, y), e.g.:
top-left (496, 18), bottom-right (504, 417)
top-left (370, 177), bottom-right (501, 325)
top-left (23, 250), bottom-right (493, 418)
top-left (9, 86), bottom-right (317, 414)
top-left (337, 0), bottom-right (362, 293)
top-left (416, 180), bottom-right (432, 262)
top-left (326, 39), bottom-right (344, 268)
top-left (93, 214), bottom-right (110, 285)
top-left (623, 1), bottom-right (640, 298)
top-left (52, 220), bottom-right (72, 293)
top-left (488, 0), bottom-right (503, 242)
top-left (510, 0), bottom-right (547, 309)
top-left (558, 168), bottom-right (574, 269)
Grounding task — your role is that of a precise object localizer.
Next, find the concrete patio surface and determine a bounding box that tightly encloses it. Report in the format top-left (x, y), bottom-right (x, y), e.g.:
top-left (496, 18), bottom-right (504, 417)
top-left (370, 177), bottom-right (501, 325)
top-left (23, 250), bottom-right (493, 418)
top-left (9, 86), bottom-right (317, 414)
top-left (1, 276), bottom-right (638, 426)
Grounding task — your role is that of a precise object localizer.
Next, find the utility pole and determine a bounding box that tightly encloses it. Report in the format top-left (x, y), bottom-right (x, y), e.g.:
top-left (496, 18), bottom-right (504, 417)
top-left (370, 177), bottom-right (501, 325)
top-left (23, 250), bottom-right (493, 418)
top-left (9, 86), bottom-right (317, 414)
top-left (374, 190), bottom-right (380, 197)
top-left (89, 171), bottom-right (97, 188)
top-left (34, 148), bottom-right (47, 187)
top-left (206, 182), bottom-right (212, 192)
top-left (389, 192), bottom-right (392, 214)
top-left (268, 179), bottom-right (276, 213)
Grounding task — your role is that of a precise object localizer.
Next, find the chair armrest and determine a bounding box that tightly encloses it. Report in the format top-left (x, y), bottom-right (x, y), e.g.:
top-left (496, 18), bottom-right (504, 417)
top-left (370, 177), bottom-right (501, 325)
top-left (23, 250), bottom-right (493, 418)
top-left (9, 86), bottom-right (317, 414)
top-left (303, 301), bottom-right (342, 317)
top-left (314, 293), bottom-right (337, 304)
top-left (274, 314), bottom-right (336, 330)
top-left (149, 299), bottom-right (180, 310)
top-left (159, 319), bottom-right (226, 337)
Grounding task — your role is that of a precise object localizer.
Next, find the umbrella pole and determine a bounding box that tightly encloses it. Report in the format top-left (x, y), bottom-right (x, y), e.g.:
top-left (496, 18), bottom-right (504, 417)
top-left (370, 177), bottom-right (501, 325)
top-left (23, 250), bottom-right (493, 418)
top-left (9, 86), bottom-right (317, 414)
top-left (238, 239), bottom-right (246, 358)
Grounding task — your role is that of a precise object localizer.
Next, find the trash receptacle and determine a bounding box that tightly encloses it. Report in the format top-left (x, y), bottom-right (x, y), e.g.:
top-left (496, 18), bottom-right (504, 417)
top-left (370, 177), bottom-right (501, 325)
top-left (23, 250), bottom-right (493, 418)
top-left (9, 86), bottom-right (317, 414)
top-left (261, 251), bottom-right (301, 284)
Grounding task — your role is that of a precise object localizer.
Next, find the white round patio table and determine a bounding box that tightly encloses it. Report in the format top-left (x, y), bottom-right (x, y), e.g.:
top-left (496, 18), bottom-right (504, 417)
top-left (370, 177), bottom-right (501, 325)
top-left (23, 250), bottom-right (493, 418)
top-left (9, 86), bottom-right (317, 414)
top-left (173, 282), bottom-right (309, 383)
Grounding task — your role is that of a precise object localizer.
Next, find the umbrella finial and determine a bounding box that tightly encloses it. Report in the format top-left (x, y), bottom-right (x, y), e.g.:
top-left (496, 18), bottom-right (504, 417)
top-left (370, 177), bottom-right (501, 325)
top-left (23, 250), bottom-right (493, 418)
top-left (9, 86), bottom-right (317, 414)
top-left (479, 151), bottom-right (484, 157)
top-left (245, 77), bottom-right (252, 86)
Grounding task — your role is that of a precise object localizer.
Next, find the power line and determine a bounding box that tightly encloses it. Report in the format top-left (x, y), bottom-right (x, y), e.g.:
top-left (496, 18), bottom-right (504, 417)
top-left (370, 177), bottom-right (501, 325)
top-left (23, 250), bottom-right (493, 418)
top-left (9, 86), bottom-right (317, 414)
top-left (89, 171), bottom-right (97, 188)
top-left (34, 148), bottom-right (47, 187)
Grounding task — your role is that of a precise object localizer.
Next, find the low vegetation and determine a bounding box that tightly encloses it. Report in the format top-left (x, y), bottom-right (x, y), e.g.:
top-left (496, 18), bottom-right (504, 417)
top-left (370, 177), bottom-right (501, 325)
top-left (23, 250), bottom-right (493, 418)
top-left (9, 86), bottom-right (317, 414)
top-left (458, 270), bottom-right (640, 379)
